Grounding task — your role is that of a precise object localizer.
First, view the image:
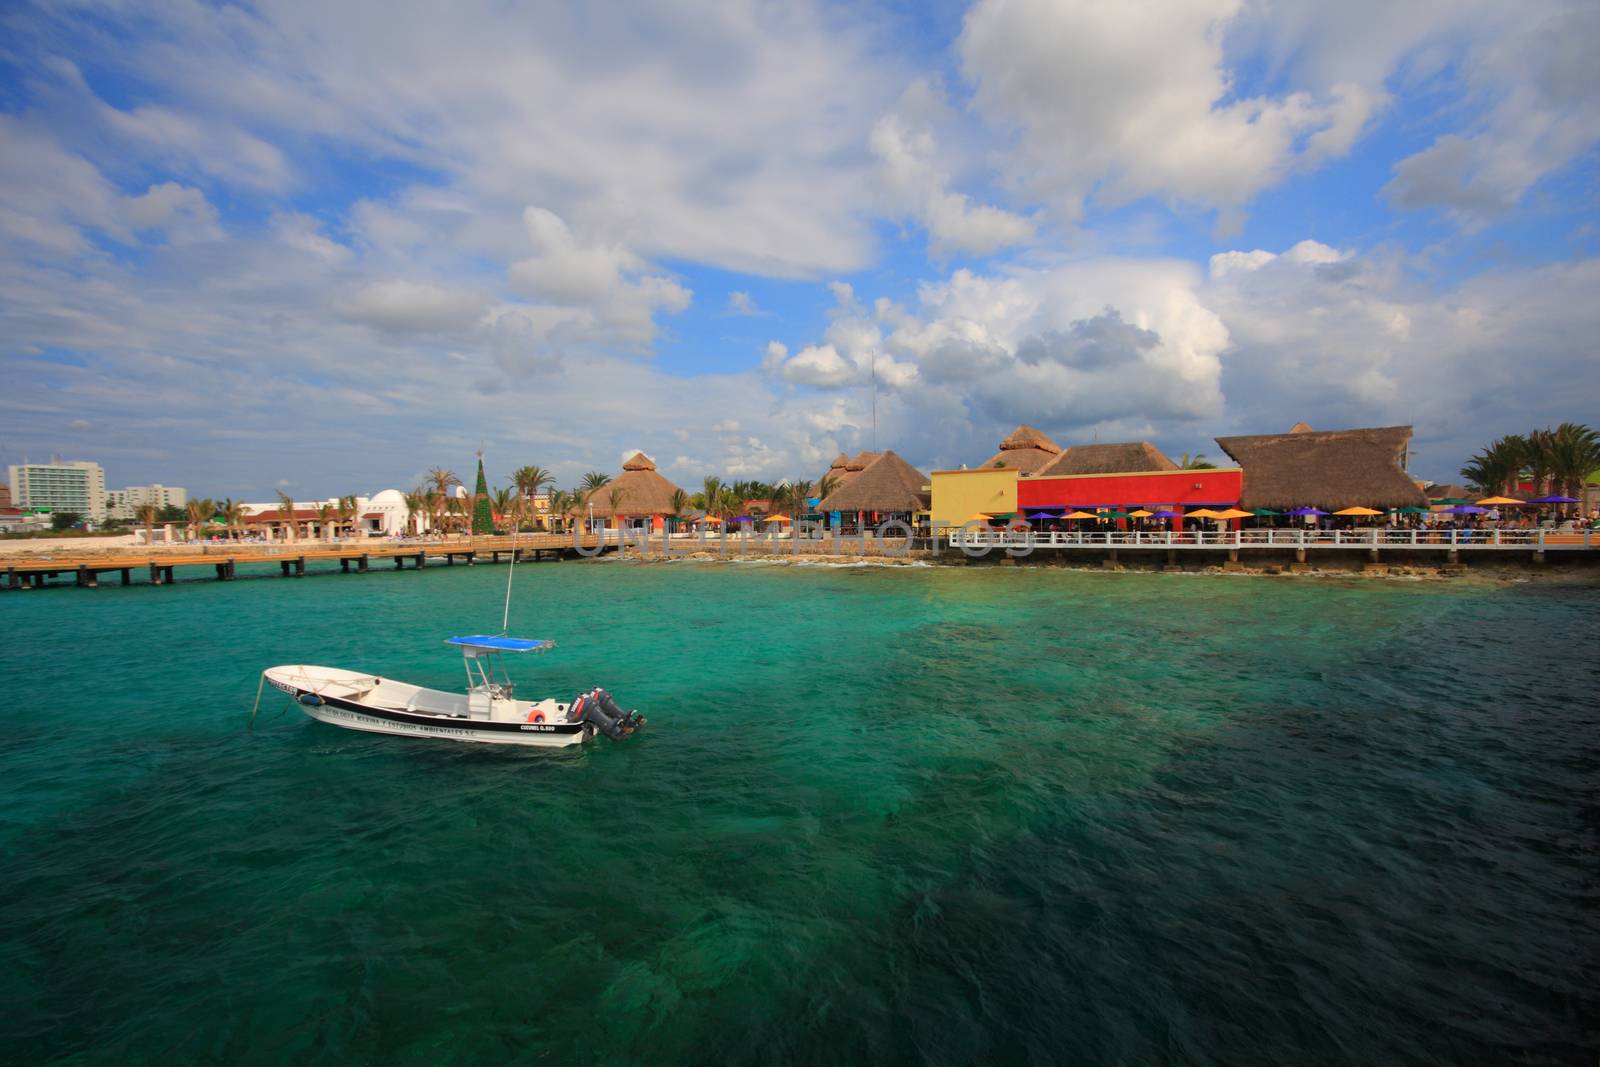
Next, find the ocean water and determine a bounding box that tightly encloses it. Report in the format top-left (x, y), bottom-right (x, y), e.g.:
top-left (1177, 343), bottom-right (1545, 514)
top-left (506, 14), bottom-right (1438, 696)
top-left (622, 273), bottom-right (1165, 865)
top-left (0, 561), bottom-right (1594, 1065)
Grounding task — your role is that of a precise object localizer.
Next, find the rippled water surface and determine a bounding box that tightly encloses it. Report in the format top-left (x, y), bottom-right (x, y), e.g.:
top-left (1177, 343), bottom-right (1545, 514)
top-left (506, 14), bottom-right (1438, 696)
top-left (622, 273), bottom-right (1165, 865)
top-left (1, 561), bottom-right (1595, 1064)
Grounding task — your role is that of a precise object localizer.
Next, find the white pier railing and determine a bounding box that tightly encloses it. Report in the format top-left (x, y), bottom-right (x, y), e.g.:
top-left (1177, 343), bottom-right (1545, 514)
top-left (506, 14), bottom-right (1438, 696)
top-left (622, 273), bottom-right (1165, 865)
top-left (945, 528), bottom-right (1596, 552)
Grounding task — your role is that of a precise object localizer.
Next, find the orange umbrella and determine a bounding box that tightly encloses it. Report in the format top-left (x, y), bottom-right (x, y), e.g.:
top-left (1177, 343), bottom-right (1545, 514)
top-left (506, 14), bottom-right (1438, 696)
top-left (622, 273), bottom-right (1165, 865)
top-left (1186, 508), bottom-right (1220, 519)
top-left (763, 514), bottom-right (791, 523)
top-left (1063, 510), bottom-right (1097, 520)
top-left (1212, 508), bottom-right (1254, 520)
top-left (1128, 509), bottom-right (1154, 518)
top-left (700, 515), bottom-right (723, 524)
top-left (1475, 496), bottom-right (1522, 506)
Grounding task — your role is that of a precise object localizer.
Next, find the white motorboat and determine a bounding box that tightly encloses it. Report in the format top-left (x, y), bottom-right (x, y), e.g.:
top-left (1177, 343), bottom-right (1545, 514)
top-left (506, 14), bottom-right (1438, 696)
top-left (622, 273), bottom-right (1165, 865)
top-left (261, 635), bottom-right (644, 747)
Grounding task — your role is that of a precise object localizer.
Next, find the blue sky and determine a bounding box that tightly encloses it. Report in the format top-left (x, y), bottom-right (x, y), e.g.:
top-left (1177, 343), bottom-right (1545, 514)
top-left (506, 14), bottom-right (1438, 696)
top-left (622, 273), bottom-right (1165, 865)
top-left (1, 0), bottom-right (1596, 499)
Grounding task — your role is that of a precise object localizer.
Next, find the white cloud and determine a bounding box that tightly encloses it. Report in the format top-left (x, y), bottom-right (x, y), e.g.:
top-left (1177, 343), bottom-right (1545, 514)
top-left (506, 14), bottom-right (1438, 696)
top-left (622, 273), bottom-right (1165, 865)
top-left (505, 207), bottom-right (691, 351)
top-left (123, 183), bottom-right (222, 243)
top-left (97, 101), bottom-right (293, 193)
top-left (869, 111), bottom-right (1033, 256)
top-left (727, 291), bottom-right (762, 316)
top-left (37, 2), bottom-right (905, 278)
top-left (338, 280), bottom-right (491, 334)
top-left (764, 283), bottom-right (919, 391)
top-left (958, 0), bottom-right (1384, 226)
top-left (510, 208), bottom-right (644, 305)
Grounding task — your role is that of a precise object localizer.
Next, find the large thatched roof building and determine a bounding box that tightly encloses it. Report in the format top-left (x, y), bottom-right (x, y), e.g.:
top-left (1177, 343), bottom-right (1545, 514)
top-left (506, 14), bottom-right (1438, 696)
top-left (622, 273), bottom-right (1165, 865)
top-left (816, 451), bottom-right (929, 514)
top-left (814, 450), bottom-right (879, 498)
top-left (980, 425), bottom-right (1062, 474)
top-left (1214, 425), bottom-right (1426, 510)
top-left (814, 453), bottom-right (851, 496)
top-left (580, 452), bottom-right (684, 527)
top-left (1037, 441), bottom-right (1178, 477)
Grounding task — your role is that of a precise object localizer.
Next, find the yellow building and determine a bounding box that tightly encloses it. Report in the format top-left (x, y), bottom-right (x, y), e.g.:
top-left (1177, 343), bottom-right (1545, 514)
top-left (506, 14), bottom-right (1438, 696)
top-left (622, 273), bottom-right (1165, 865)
top-left (928, 468), bottom-right (1019, 528)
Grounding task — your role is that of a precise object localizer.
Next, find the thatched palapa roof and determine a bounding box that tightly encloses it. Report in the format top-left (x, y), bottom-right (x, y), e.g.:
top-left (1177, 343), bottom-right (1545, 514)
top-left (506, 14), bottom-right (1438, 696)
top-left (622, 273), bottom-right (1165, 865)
top-left (1214, 425), bottom-right (1426, 510)
top-left (980, 424), bottom-right (1062, 474)
top-left (815, 451), bottom-right (929, 514)
top-left (812, 453), bottom-right (852, 498)
top-left (814, 451), bottom-right (879, 498)
top-left (581, 451), bottom-right (685, 516)
top-left (1037, 442), bottom-right (1178, 477)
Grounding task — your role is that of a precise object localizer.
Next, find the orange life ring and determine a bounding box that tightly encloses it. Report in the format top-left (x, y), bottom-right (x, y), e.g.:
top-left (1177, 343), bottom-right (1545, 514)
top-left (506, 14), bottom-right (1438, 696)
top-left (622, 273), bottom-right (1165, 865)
top-left (527, 710), bottom-right (546, 723)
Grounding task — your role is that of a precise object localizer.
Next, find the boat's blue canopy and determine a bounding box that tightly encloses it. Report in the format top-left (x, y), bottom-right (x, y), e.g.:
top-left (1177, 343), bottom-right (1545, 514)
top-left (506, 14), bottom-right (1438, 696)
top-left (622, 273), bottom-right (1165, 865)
top-left (445, 635), bottom-right (552, 653)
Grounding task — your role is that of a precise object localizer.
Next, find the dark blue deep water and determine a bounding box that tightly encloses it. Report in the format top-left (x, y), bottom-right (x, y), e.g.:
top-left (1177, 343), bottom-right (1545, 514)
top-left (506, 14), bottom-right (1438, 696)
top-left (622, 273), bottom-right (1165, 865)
top-left (1, 562), bottom-right (1595, 1064)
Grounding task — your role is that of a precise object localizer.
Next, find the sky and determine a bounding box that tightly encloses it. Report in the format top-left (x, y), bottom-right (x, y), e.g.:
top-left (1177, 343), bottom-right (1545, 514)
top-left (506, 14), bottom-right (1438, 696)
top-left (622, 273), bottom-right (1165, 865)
top-left (1, 0), bottom-right (1596, 499)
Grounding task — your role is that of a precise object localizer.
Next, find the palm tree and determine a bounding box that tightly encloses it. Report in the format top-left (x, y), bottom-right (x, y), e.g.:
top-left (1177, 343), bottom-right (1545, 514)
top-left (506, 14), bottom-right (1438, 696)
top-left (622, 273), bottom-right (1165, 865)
top-left (786, 479), bottom-right (812, 520)
top-left (511, 465), bottom-right (554, 530)
top-left (401, 489), bottom-right (424, 536)
top-left (607, 485), bottom-right (626, 530)
top-left (1179, 452), bottom-right (1217, 470)
top-left (1544, 422), bottom-right (1600, 507)
top-left (669, 488), bottom-right (688, 533)
top-left (275, 490), bottom-right (298, 543)
top-left (316, 502), bottom-right (336, 542)
top-left (1461, 436), bottom-right (1526, 497)
top-left (184, 497), bottom-right (215, 541)
top-left (220, 498), bottom-right (247, 540)
top-left (1522, 429), bottom-right (1556, 498)
top-left (701, 476), bottom-right (722, 520)
top-left (491, 487), bottom-right (516, 531)
top-left (545, 488), bottom-right (568, 533)
top-left (425, 468), bottom-right (461, 534)
top-left (815, 474), bottom-right (839, 505)
top-left (422, 489), bottom-right (442, 537)
top-left (337, 494), bottom-right (359, 540)
top-left (135, 502), bottom-right (160, 546)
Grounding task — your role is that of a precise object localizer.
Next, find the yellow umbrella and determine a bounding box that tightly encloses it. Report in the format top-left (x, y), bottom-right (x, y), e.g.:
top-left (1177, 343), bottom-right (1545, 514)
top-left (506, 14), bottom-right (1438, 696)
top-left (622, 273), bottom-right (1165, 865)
top-left (1186, 508), bottom-right (1220, 519)
top-left (1063, 510), bottom-right (1097, 520)
top-left (763, 514), bottom-right (791, 523)
top-left (1475, 496), bottom-right (1522, 505)
top-left (700, 515), bottom-right (723, 524)
top-left (1128, 509), bottom-right (1154, 518)
top-left (1212, 508), bottom-right (1253, 520)
top-left (1333, 506), bottom-right (1382, 517)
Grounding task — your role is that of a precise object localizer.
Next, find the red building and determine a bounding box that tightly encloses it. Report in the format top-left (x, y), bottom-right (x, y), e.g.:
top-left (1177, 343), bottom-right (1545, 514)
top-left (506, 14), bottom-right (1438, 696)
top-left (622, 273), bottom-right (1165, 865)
top-left (1018, 467), bottom-right (1243, 527)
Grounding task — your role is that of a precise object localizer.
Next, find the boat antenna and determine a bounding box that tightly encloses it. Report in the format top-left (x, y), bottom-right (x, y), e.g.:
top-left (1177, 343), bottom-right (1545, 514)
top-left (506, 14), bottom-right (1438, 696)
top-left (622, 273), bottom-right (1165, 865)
top-left (501, 500), bottom-right (517, 635)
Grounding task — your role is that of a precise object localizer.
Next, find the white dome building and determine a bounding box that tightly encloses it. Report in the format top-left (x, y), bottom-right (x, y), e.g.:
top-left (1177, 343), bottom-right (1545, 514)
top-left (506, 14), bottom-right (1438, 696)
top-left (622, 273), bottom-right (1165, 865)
top-left (365, 488), bottom-right (417, 536)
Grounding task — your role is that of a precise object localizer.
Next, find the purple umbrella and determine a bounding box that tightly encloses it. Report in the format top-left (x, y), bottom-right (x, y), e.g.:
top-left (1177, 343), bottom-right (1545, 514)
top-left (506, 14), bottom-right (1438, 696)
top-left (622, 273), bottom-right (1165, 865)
top-left (1152, 511), bottom-right (1183, 518)
top-left (1444, 505), bottom-right (1488, 514)
top-left (1286, 507), bottom-right (1327, 516)
top-left (1524, 494), bottom-right (1578, 504)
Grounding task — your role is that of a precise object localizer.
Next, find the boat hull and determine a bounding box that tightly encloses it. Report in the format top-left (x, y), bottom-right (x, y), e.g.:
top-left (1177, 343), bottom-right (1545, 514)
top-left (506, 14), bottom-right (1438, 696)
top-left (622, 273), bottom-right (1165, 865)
top-left (300, 696), bottom-right (590, 747)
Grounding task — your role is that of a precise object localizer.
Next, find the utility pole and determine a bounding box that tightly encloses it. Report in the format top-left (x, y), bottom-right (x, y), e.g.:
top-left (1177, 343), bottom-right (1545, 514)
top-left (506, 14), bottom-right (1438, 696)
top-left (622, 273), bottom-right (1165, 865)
top-left (870, 350), bottom-right (878, 451)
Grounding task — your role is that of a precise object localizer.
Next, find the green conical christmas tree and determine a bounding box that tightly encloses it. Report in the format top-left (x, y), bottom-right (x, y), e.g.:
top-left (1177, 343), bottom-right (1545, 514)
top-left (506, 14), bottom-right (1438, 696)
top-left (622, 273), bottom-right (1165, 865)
top-left (472, 451), bottom-right (494, 534)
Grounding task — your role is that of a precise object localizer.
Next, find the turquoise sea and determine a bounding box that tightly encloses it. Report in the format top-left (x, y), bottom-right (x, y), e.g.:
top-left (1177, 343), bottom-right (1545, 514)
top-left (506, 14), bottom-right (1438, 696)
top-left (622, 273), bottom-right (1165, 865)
top-left (0, 560), bottom-right (1595, 1065)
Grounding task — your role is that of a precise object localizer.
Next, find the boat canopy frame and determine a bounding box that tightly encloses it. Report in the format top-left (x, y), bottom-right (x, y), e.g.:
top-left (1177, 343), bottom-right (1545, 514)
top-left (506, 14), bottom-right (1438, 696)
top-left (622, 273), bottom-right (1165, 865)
top-left (445, 635), bottom-right (554, 701)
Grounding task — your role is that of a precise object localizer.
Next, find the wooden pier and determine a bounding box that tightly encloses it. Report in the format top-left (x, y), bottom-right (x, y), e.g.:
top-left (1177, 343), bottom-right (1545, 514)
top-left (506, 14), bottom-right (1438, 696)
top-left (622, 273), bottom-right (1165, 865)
top-left (1, 534), bottom-right (612, 591)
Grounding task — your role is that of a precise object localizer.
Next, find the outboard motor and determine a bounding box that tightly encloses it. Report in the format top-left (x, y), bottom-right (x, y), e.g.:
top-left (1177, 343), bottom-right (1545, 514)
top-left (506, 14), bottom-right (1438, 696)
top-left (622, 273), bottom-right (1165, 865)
top-left (573, 688), bottom-right (645, 740)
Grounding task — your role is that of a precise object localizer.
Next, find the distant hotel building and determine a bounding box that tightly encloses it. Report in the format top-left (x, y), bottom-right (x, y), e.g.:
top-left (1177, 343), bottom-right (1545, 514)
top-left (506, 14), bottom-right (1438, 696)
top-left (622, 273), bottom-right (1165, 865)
top-left (105, 483), bottom-right (189, 520)
top-left (7, 461), bottom-right (107, 521)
